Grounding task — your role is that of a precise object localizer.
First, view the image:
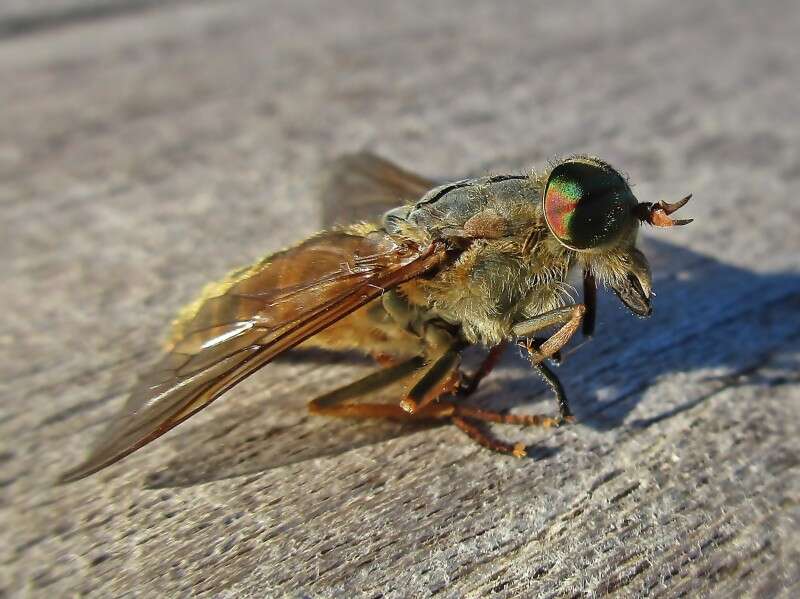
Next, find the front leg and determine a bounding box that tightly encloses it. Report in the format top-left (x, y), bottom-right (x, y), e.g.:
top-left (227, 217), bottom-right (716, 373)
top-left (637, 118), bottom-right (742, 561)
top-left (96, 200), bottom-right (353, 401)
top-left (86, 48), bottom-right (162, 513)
top-left (533, 360), bottom-right (573, 422)
top-left (582, 269), bottom-right (597, 338)
top-left (512, 304), bottom-right (586, 363)
top-left (511, 304), bottom-right (585, 422)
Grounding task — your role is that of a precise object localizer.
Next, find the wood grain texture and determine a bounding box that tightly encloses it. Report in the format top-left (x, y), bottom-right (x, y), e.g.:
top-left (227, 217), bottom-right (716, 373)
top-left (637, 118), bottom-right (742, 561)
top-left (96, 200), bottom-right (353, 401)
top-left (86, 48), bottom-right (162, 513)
top-left (2, 0), bottom-right (799, 596)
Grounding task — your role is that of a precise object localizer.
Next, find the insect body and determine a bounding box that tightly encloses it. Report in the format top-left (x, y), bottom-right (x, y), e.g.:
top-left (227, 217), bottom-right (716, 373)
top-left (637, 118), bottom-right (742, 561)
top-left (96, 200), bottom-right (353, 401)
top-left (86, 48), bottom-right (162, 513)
top-left (61, 153), bottom-right (692, 481)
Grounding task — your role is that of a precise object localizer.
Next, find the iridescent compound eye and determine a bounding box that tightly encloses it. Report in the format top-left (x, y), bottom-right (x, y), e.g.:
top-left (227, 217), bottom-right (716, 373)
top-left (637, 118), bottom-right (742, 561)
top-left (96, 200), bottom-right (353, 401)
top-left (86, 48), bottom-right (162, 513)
top-left (543, 158), bottom-right (638, 250)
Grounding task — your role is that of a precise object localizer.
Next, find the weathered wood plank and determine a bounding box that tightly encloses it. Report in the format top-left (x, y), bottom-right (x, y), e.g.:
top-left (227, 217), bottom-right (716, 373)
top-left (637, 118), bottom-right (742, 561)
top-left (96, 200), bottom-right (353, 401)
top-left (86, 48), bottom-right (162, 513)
top-left (2, 0), bottom-right (799, 596)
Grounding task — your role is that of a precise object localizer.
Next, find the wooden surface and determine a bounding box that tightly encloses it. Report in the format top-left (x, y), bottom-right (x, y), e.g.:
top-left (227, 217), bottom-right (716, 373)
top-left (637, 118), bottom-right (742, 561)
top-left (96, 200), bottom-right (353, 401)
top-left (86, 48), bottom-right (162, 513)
top-left (2, 1), bottom-right (800, 596)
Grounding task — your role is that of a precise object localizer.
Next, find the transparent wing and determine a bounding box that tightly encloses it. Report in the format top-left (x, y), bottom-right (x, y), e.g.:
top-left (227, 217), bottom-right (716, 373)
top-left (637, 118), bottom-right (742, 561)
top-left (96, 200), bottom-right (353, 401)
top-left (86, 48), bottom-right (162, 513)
top-left (317, 151), bottom-right (435, 228)
top-left (61, 231), bottom-right (447, 482)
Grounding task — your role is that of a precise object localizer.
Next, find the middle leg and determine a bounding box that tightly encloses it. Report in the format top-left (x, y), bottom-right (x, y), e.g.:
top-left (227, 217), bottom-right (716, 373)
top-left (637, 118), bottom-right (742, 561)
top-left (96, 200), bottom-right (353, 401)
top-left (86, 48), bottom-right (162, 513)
top-left (458, 342), bottom-right (508, 397)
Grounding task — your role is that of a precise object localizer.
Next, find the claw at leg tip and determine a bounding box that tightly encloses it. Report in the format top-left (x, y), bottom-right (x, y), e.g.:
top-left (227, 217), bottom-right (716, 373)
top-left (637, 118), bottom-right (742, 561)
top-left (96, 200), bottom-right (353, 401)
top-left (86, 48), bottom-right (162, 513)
top-left (400, 398), bottom-right (418, 414)
top-left (512, 443), bottom-right (527, 458)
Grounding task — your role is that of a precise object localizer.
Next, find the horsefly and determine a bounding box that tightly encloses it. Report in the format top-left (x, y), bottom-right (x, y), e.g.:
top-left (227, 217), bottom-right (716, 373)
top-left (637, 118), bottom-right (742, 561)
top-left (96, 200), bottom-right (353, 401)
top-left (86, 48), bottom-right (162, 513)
top-left (61, 152), bottom-right (692, 481)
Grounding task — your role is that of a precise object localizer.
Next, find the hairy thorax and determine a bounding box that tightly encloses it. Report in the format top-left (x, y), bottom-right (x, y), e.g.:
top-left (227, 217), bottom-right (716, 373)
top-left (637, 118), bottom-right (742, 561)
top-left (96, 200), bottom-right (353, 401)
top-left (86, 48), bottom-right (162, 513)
top-left (412, 235), bottom-right (574, 346)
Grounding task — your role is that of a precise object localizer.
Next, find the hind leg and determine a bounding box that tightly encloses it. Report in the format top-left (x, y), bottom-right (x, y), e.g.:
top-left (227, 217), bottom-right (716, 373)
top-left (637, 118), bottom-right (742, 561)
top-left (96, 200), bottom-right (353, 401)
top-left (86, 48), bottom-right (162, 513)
top-left (308, 356), bottom-right (424, 414)
top-left (309, 349), bottom-right (463, 420)
top-left (308, 350), bottom-right (570, 459)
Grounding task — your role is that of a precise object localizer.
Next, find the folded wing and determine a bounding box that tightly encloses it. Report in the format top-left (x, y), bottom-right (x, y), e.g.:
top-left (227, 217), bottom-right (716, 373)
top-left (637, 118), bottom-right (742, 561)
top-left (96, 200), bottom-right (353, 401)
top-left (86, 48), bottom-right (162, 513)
top-left (61, 230), bottom-right (447, 482)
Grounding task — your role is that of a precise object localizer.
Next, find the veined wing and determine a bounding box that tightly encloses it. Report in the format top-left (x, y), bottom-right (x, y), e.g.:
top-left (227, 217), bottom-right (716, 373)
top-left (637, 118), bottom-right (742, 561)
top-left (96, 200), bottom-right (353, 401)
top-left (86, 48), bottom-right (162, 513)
top-left (60, 230), bottom-right (448, 482)
top-left (317, 151), bottom-right (435, 228)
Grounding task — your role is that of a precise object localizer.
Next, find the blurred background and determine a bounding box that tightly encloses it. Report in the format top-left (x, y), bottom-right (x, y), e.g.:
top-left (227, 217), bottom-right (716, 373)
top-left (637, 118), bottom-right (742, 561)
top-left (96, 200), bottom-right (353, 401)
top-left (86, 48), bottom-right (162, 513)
top-left (2, 0), bottom-right (799, 596)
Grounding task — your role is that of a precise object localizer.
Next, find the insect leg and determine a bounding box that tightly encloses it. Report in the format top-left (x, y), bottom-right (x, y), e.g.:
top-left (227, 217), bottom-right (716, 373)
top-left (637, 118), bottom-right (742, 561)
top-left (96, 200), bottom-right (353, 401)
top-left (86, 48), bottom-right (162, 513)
top-left (399, 348), bottom-right (462, 414)
top-left (534, 360), bottom-right (573, 421)
top-left (450, 395), bottom-right (574, 459)
top-left (471, 353), bottom-right (575, 426)
top-left (308, 355), bottom-right (460, 421)
top-left (312, 401), bottom-right (456, 420)
top-left (511, 304), bottom-right (586, 363)
top-left (309, 356), bottom-right (425, 413)
top-left (309, 350), bottom-right (569, 455)
top-left (452, 404), bottom-right (566, 428)
top-left (459, 342), bottom-right (508, 397)
top-left (452, 416), bottom-right (527, 458)
top-left (512, 304), bottom-right (585, 424)
top-left (583, 270), bottom-right (596, 338)
top-left (309, 354), bottom-right (464, 422)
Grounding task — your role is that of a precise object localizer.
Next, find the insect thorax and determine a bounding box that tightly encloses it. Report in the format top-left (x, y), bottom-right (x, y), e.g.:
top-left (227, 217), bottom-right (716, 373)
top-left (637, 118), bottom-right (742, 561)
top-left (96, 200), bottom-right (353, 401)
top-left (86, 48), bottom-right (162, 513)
top-left (384, 175), bottom-right (576, 347)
